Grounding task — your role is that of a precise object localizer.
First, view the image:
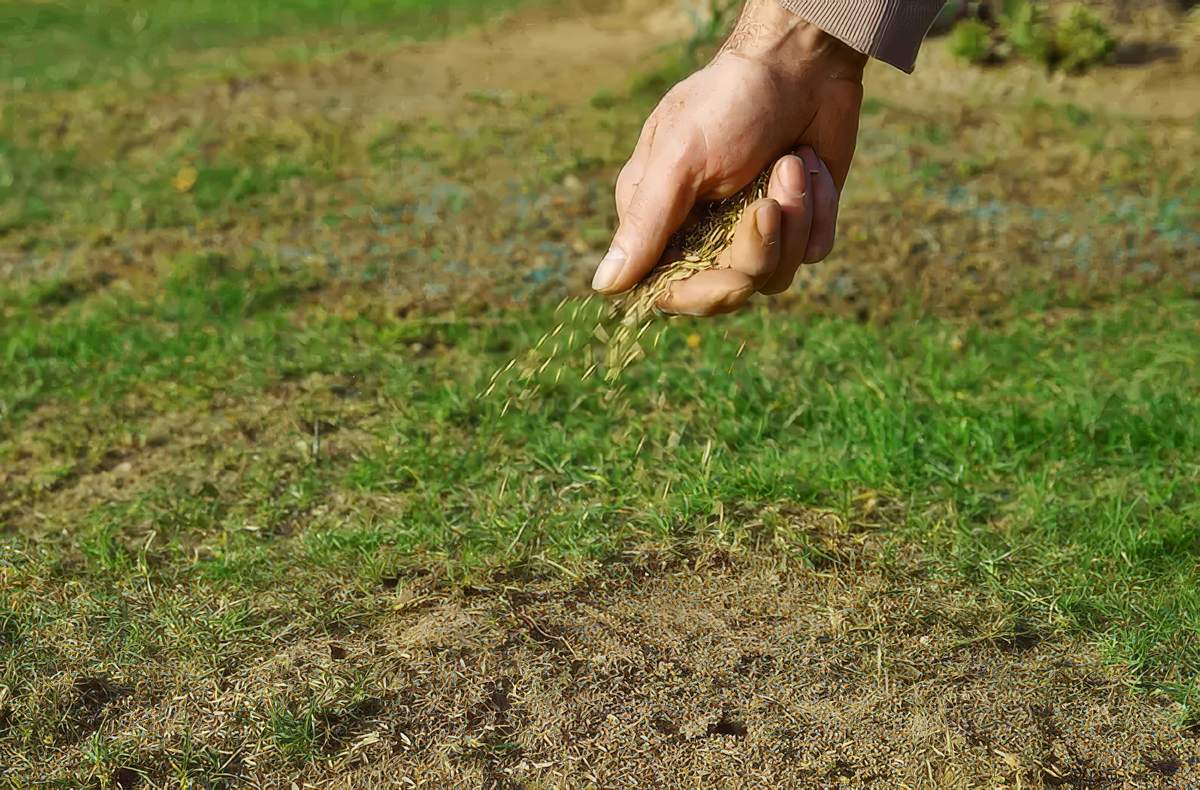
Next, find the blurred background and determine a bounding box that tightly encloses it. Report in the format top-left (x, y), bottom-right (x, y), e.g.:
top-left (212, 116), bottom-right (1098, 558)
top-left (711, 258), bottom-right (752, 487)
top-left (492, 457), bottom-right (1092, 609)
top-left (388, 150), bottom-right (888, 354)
top-left (1, 1), bottom-right (1199, 786)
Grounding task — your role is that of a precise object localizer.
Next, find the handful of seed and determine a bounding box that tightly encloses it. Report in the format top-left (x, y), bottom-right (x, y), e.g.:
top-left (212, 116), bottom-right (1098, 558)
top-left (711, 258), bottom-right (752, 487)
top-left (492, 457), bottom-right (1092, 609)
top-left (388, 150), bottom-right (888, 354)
top-left (484, 166), bottom-right (772, 407)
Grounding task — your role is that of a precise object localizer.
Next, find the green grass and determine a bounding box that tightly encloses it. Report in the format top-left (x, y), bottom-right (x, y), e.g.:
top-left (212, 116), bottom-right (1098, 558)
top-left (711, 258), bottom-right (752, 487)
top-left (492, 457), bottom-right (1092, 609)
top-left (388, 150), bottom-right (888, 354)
top-left (2, 0), bottom-right (1200, 781)
top-left (0, 0), bottom-right (531, 92)
top-left (2, 254), bottom-right (1198, 712)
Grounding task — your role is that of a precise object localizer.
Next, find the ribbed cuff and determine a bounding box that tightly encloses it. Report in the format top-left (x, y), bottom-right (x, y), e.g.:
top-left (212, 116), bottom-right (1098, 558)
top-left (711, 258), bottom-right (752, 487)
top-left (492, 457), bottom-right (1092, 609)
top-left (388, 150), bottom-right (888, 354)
top-left (775, 0), bottom-right (946, 73)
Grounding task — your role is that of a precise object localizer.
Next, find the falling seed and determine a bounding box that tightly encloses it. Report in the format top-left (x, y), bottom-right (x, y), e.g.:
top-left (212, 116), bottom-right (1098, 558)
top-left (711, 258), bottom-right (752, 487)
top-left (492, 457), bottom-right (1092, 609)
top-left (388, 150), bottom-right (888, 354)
top-left (487, 164), bottom-right (773, 398)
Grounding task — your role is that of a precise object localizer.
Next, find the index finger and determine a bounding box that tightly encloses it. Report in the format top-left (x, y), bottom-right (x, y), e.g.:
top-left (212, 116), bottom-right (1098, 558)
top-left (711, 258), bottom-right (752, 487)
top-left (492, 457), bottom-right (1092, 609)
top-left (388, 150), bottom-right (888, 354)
top-left (592, 144), bottom-right (700, 295)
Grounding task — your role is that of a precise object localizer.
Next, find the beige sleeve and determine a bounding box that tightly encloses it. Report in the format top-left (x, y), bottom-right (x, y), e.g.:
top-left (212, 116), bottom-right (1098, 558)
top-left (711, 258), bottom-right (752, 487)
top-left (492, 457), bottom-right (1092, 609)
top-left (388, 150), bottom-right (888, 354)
top-left (776, 0), bottom-right (947, 73)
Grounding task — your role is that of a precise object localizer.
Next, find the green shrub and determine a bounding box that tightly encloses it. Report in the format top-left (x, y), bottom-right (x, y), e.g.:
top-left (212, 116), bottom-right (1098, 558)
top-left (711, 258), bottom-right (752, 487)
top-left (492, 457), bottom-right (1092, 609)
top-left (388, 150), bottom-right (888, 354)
top-left (968, 1), bottom-right (1118, 73)
top-left (998, 0), bottom-right (1054, 65)
top-left (1054, 5), bottom-right (1116, 72)
top-left (948, 19), bottom-right (994, 64)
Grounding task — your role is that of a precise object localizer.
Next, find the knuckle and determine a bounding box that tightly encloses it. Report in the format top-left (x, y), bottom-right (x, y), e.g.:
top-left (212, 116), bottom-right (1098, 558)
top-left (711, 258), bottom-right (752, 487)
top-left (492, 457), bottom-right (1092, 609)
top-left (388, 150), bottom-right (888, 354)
top-left (716, 285), bottom-right (755, 314)
top-left (701, 283), bottom-right (754, 315)
top-left (655, 146), bottom-right (693, 177)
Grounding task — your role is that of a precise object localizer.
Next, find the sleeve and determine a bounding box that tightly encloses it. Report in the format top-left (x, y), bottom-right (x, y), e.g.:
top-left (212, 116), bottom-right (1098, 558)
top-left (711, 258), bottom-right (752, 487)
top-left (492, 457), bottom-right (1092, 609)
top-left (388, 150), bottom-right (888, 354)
top-left (775, 0), bottom-right (948, 73)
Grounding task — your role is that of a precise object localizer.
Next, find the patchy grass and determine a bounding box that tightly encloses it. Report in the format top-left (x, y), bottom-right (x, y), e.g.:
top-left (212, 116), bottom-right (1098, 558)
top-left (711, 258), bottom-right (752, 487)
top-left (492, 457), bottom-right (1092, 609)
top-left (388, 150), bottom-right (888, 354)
top-left (2, 250), bottom-right (1198, 684)
top-left (2, 255), bottom-right (1199, 780)
top-left (2, 0), bottom-right (1200, 784)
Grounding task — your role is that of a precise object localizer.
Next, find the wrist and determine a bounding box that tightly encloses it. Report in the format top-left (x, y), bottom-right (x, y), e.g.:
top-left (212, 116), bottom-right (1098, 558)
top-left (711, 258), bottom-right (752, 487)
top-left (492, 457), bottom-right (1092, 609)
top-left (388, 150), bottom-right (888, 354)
top-left (722, 0), bottom-right (867, 82)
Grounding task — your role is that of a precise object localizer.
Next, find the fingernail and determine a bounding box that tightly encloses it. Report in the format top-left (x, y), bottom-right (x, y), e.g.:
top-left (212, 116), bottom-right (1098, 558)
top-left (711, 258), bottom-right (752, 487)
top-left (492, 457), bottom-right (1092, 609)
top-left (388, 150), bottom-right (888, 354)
top-left (591, 247), bottom-right (626, 292)
top-left (756, 204), bottom-right (779, 248)
top-left (780, 156), bottom-right (804, 194)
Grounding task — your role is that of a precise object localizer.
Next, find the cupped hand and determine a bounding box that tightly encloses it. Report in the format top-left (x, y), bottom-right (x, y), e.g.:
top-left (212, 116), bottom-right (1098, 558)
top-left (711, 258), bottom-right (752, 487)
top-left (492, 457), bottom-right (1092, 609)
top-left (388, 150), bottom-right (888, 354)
top-left (592, 0), bottom-right (867, 315)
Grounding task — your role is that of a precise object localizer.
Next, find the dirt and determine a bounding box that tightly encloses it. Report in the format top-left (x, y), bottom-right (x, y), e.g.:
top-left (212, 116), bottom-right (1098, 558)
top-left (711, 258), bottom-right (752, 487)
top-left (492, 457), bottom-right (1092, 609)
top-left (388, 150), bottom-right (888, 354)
top-left (306, 548), bottom-right (1200, 788)
top-left (37, 530), bottom-right (1198, 788)
top-left (0, 371), bottom-right (385, 534)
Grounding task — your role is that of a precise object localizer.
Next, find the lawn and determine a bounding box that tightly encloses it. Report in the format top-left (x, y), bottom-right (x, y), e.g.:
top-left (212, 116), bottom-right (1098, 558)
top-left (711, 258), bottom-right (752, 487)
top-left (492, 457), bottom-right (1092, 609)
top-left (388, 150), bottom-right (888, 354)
top-left (0, 0), bottom-right (531, 91)
top-left (1, 0), bottom-right (1199, 786)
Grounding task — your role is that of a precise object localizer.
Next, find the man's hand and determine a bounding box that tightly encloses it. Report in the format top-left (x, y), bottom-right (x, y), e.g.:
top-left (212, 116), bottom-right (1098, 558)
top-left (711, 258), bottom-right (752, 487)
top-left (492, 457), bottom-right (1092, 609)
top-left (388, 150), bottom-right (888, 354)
top-left (591, 0), bottom-right (867, 315)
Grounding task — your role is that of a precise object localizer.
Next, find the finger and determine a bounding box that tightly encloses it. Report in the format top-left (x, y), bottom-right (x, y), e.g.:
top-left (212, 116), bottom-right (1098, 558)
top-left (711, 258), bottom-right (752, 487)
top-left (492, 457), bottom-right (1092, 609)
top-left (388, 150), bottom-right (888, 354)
top-left (657, 198), bottom-right (781, 316)
top-left (615, 115), bottom-right (658, 219)
top-left (727, 198), bottom-right (781, 287)
top-left (615, 163), bottom-right (640, 222)
top-left (656, 268), bottom-right (756, 317)
top-left (592, 144), bottom-right (699, 295)
top-left (800, 148), bottom-right (839, 263)
top-left (759, 154), bottom-right (813, 295)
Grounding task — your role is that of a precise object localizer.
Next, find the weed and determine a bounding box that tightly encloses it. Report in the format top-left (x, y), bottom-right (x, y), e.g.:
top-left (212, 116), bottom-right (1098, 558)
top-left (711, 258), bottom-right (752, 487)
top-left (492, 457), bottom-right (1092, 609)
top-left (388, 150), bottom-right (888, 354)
top-left (949, 19), bottom-right (994, 64)
top-left (1054, 5), bottom-right (1117, 73)
top-left (999, 0), bottom-right (1053, 64)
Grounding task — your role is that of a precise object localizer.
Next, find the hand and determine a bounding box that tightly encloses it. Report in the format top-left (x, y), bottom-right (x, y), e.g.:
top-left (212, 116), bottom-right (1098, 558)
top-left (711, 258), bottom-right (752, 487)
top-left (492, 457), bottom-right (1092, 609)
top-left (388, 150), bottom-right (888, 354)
top-left (591, 0), bottom-right (867, 315)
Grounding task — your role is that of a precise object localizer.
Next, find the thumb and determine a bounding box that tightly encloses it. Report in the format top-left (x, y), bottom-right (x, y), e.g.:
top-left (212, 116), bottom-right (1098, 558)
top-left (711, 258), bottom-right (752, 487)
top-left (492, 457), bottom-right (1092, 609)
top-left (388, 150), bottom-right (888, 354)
top-left (592, 159), bottom-right (696, 295)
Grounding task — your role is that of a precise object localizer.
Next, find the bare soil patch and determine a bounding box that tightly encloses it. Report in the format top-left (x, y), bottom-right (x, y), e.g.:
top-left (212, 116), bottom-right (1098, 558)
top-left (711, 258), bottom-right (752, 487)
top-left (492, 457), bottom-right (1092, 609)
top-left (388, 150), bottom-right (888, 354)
top-left (318, 555), bottom-right (1199, 787)
top-left (31, 530), bottom-right (1196, 787)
